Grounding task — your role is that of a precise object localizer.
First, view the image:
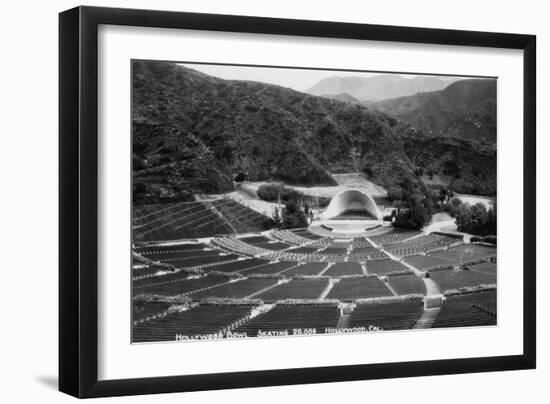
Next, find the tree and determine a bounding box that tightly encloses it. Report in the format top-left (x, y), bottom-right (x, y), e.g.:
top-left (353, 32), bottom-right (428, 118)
top-left (234, 172), bottom-right (247, 183)
top-left (393, 193), bottom-right (432, 230)
top-left (470, 203), bottom-right (489, 228)
top-left (281, 200), bottom-right (308, 229)
top-left (487, 200), bottom-right (497, 231)
top-left (303, 202), bottom-right (310, 216)
top-left (271, 206), bottom-right (282, 228)
top-left (387, 186), bottom-right (403, 201)
top-left (455, 204), bottom-right (474, 231)
top-left (439, 188), bottom-right (449, 204)
top-left (455, 202), bottom-right (496, 235)
top-left (443, 197), bottom-right (463, 217)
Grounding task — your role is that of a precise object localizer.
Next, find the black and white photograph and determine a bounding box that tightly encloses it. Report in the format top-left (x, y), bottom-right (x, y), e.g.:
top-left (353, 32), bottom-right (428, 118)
top-left (131, 60), bottom-right (498, 343)
top-left (0, 0), bottom-right (544, 401)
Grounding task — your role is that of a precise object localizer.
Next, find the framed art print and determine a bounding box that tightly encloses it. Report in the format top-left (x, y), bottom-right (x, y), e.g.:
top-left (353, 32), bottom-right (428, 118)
top-left (59, 6), bottom-right (536, 398)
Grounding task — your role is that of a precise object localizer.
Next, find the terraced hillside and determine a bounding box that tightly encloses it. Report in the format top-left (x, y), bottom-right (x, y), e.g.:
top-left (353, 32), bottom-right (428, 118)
top-left (133, 199), bottom-right (273, 242)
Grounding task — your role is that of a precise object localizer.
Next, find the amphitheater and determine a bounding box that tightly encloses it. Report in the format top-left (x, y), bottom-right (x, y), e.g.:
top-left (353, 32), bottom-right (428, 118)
top-left (132, 189), bottom-right (497, 343)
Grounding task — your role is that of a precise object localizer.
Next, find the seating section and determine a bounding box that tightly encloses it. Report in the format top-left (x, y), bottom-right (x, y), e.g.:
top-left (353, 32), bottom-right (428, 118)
top-left (233, 304), bottom-right (340, 335)
top-left (133, 202), bottom-right (234, 241)
top-left (352, 238), bottom-right (374, 248)
top-left (282, 262), bottom-right (328, 276)
top-left (266, 251), bottom-right (327, 263)
top-left (405, 255), bottom-right (456, 270)
top-left (348, 299), bottom-right (424, 330)
top-left (290, 229), bottom-right (322, 240)
top-left (133, 269), bottom-right (190, 288)
top-left (351, 246), bottom-right (379, 254)
top-left (135, 242), bottom-right (209, 261)
top-left (430, 244), bottom-right (496, 263)
top-left (132, 204), bottom-right (499, 341)
top-left (271, 230), bottom-right (313, 245)
top-left (239, 261), bottom-right (298, 275)
top-left (465, 261), bottom-right (497, 275)
top-left (326, 277), bottom-right (393, 301)
top-left (133, 199), bottom-right (274, 242)
top-left (132, 264), bottom-right (164, 279)
top-left (133, 304), bottom-right (256, 342)
top-left (212, 199), bottom-right (273, 234)
top-left (201, 258), bottom-right (268, 273)
top-left (369, 229), bottom-right (420, 245)
top-left (308, 237), bottom-right (332, 248)
top-left (190, 278), bottom-right (279, 300)
top-left (366, 259), bottom-right (411, 275)
top-left (239, 235), bottom-right (271, 244)
top-left (133, 301), bottom-right (173, 323)
top-left (348, 248), bottom-right (388, 261)
top-left (323, 262), bottom-right (363, 276)
top-left (322, 247), bottom-right (348, 255)
top-left (255, 279), bottom-right (329, 302)
top-left (290, 246), bottom-right (321, 254)
top-left (212, 237), bottom-right (270, 256)
top-left (133, 274), bottom-right (231, 297)
top-left (385, 235), bottom-right (461, 256)
top-left (327, 241), bottom-right (351, 249)
top-left (254, 242), bottom-right (292, 251)
top-left (434, 290), bottom-right (497, 328)
top-left (166, 253), bottom-right (241, 269)
top-left (387, 274), bottom-right (427, 295)
top-left (428, 268), bottom-right (496, 292)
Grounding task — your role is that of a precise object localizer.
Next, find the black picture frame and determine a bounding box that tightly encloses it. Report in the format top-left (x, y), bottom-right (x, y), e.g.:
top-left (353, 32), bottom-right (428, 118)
top-left (59, 5), bottom-right (536, 398)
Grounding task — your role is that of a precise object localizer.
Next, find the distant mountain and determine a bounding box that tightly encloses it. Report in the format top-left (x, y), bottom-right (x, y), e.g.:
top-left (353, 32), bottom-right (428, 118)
top-left (307, 75), bottom-right (456, 102)
top-left (367, 91), bottom-right (435, 116)
top-left (320, 93), bottom-right (360, 103)
top-left (371, 79), bottom-right (497, 144)
top-left (132, 61), bottom-right (496, 204)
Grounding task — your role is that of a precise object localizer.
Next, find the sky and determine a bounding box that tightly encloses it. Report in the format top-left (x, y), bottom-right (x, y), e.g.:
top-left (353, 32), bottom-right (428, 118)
top-left (178, 62), bottom-right (458, 93)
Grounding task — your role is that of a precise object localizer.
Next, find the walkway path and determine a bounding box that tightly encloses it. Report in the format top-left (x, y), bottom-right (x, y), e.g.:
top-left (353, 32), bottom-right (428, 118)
top-left (424, 277), bottom-right (441, 296)
top-left (318, 280), bottom-right (335, 300)
top-left (414, 307), bottom-right (441, 329)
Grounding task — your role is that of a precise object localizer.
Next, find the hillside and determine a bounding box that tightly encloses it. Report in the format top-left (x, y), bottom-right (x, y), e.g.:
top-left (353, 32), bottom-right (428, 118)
top-left (307, 74), bottom-right (456, 101)
top-left (132, 61), bottom-right (419, 203)
top-left (132, 61), bottom-right (497, 203)
top-left (371, 79), bottom-right (497, 144)
top-left (403, 135), bottom-right (497, 195)
top-left (320, 93), bottom-right (360, 103)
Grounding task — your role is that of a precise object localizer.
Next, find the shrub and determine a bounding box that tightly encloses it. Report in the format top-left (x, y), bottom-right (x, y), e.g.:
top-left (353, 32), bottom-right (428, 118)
top-left (234, 172), bottom-right (247, 183)
top-left (455, 202), bottom-right (496, 235)
top-left (393, 193), bottom-right (433, 230)
top-left (442, 197), bottom-right (462, 217)
top-left (483, 235), bottom-right (497, 245)
top-left (271, 206), bottom-right (282, 228)
top-left (387, 186), bottom-right (404, 201)
top-left (281, 201), bottom-right (308, 229)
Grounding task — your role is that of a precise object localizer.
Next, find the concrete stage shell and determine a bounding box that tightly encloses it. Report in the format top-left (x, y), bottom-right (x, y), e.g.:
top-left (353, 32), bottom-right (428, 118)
top-left (320, 189), bottom-right (382, 221)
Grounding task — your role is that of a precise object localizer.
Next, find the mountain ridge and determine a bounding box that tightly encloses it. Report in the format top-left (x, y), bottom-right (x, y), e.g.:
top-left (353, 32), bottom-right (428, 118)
top-left (132, 61), bottom-right (496, 204)
top-left (307, 74), bottom-right (457, 101)
top-left (370, 78), bottom-right (497, 144)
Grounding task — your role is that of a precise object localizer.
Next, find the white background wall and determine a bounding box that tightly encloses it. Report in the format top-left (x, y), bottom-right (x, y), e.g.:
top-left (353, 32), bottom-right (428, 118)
top-left (0, 0), bottom-right (547, 402)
